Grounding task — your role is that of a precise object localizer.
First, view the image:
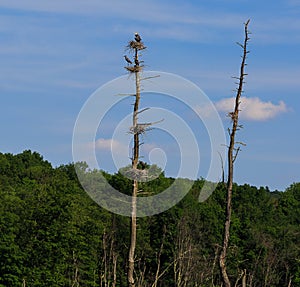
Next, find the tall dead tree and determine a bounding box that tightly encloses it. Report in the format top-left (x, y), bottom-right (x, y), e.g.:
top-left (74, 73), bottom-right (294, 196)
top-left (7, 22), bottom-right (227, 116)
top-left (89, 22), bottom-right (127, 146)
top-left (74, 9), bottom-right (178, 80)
top-left (124, 33), bottom-right (146, 287)
top-left (219, 19), bottom-right (250, 287)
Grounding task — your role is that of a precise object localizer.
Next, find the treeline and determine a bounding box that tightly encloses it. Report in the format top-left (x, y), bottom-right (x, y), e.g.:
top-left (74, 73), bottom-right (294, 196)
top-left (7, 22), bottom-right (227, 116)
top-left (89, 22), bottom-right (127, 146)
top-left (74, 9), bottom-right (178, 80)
top-left (0, 150), bottom-right (299, 286)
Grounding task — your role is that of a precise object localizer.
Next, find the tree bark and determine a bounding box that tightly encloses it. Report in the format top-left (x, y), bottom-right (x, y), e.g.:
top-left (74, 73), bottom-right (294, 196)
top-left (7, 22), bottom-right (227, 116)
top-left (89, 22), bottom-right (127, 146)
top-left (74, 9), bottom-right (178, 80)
top-left (219, 19), bottom-right (250, 287)
top-left (128, 45), bottom-right (141, 287)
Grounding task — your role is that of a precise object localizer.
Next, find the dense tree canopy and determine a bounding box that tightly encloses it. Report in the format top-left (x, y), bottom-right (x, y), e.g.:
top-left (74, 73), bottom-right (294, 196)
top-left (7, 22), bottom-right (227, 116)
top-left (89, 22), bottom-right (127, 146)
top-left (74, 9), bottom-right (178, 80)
top-left (0, 150), bottom-right (299, 286)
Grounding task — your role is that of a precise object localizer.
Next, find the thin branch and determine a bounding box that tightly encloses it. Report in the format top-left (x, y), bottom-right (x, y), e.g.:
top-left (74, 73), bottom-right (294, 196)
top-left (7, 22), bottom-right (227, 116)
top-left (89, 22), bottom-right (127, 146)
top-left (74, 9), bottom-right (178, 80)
top-left (232, 146), bottom-right (241, 163)
top-left (137, 107), bottom-right (150, 114)
top-left (116, 93), bottom-right (136, 97)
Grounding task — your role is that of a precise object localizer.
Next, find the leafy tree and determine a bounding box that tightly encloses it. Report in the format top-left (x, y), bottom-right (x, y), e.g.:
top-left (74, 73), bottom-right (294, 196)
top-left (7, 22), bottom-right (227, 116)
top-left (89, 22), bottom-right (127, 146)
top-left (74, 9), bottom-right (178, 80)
top-left (0, 151), bottom-right (299, 286)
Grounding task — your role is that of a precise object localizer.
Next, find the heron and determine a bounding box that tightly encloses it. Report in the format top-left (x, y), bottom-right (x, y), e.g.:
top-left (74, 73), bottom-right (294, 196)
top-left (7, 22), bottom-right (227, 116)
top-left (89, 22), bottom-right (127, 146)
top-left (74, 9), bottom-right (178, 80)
top-left (124, 55), bottom-right (132, 65)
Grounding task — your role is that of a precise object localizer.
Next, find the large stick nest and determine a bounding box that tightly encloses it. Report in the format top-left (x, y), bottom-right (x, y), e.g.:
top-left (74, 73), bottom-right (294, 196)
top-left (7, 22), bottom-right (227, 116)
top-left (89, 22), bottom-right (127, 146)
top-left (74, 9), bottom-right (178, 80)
top-left (127, 40), bottom-right (146, 51)
top-left (125, 65), bottom-right (143, 73)
top-left (122, 167), bottom-right (159, 182)
top-left (129, 123), bottom-right (153, 135)
top-left (129, 119), bottom-right (163, 134)
top-left (123, 168), bottom-right (149, 181)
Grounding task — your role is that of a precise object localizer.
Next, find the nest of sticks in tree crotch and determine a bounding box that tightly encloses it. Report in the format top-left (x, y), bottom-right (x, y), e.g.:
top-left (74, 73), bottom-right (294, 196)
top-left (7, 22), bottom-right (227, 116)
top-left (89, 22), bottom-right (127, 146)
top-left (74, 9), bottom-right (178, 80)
top-left (122, 168), bottom-right (149, 181)
top-left (124, 38), bottom-right (146, 73)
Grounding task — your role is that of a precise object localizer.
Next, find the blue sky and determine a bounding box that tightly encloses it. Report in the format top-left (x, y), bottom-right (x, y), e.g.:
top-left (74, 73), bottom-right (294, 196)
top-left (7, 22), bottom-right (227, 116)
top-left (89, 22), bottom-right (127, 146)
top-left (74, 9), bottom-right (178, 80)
top-left (0, 0), bottom-right (299, 191)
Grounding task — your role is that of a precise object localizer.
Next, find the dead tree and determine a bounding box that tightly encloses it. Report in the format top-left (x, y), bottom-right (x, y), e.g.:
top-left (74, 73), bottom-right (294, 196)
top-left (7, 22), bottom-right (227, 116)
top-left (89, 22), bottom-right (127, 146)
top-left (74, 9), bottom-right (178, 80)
top-left (219, 19), bottom-right (250, 287)
top-left (124, 33), bottom-right (146, 287)
top-left (100, 222), bottom-right (118, 287)
top-left (174, 218), bottom-right (195, 287)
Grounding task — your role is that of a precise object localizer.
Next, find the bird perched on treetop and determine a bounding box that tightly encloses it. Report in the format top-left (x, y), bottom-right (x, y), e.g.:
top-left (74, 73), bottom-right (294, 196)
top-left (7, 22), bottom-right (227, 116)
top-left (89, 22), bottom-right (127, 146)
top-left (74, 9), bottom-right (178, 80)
top-left (124, 55), bottom-right (132, 65)
top-left (138, 161), bottom-right (147, 170)
top-left (135, 32), bottom-right (142, 42)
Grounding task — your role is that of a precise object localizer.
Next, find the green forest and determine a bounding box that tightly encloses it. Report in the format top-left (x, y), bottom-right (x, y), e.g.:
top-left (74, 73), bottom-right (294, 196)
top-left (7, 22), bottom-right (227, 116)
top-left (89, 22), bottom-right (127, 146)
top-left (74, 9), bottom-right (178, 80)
top-left (0, 150), bottom-right (299, 286)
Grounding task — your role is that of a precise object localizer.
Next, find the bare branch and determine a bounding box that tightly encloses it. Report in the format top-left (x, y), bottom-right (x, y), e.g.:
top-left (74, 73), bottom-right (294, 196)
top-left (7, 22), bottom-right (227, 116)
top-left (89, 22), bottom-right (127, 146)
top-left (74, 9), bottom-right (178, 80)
top-left (235, 141), bottom-right (246, 146)
top-left (141, 75), bottom-right (161, 81)
top-left (137, 107), bottom-right (150, 115)
top-left (218, 151), bottom-right (225, 184)
top-left (232, 146), bottom-right (241, 163)
top-left (116, 93), bottom-right (136, 97)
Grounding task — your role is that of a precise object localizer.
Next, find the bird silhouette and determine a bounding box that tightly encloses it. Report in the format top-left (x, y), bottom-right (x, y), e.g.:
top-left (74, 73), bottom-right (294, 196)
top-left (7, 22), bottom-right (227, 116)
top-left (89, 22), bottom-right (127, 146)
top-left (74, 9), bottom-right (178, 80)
top-left (124, 55), bottom-right (132, 65)
top-left (134, 32), bottom-right (142, 42)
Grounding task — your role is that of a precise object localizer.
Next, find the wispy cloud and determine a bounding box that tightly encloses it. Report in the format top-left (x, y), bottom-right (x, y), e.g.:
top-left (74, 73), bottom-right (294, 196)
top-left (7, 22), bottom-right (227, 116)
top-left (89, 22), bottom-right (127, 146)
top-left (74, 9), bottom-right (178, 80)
top-left (252, 17), bottom-right (300, 44)
top-left (2, 1), bottom-right (300, 45)
top-left (215, 96), bottom-right (288, 121)
top-left (0, 1), bottom-right (241, 25)
top-left (288, 0), bottom-right (300, 6)
top-left (0, 1), bottom-right (247, 43)
top-left (247, 68), bottom-right (300, 90)
top-left (95, 138), bottom-right (128, 154)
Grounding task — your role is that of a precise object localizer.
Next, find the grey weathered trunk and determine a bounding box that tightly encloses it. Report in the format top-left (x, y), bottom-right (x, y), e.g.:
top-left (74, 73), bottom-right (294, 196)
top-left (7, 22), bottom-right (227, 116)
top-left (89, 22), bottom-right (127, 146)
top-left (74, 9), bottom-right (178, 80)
top-left (219, 19), bottom-right (250, 287)
top-left (127, 36), bottom-right (143, 287)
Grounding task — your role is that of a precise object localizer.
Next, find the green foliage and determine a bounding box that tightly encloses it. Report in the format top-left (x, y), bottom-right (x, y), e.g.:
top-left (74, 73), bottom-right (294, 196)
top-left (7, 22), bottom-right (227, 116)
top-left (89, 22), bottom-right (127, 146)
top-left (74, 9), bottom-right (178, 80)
top-left (0, 150), bottom-right (299, 286)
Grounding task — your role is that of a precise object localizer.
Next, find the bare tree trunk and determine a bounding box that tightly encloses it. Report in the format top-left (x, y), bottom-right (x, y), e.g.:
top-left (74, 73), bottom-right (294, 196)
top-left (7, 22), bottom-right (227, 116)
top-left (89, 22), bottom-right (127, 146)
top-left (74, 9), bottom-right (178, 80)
top-left (110, 216), bottom-right (118, 287)
top-left (102, 231), bottom-right (108, 286)
top-left (72, 250), bottom-right (80, 287)
top-left (234, 269), bottom-right (247, 287)
top-left (100, 219), bottom-right (118, 287)
top-left (127, 38), bottom-right (142, 287)
top-left (128, 180), bottom-right (137, 287)
top-left (219, 19), bottom-right (250, 287)
top-left (211, 245), bottom-right (220, 286)
top-left (112, 252), bottom-right (117, 287)
top-left (174, 217), bottom-right (198, 287)
top-left (242, 269), bottom-right (247, 287)
top-left (287, 276), bottom-right (292, 287)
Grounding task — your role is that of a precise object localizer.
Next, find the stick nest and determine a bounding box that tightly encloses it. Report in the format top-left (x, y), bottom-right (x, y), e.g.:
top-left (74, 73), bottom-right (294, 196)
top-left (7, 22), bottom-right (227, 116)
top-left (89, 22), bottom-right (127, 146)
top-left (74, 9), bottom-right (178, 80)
top-left (125, 65), bottom-right (143, 73)
top-left (129, 123), bottom-right (153, 135)
top-left (127, 40), bottom-right (146, 51)
top-left (123, 167), bottom-right (159, 182)
top-left (123, 168), bottom-right (149, 181)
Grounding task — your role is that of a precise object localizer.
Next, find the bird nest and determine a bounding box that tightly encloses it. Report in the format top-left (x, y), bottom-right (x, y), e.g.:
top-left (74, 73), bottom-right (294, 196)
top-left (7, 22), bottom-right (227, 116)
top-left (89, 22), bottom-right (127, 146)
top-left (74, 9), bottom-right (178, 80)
top-left (125, 65), bottom-right (143, 73)
top-left (129, 124), bottom-right (152, 135)
top-left (127, 40), bottom-right (146, 51)
top-left (123, 168), bottom-right (149, 181)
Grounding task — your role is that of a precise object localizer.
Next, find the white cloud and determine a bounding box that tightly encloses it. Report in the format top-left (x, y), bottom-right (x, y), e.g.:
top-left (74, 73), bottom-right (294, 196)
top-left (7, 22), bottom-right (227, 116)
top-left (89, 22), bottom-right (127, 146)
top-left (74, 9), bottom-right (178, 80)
top-left (95, 138), bottom-right (128, 154)
top-left (195, 104), bottom-right (216, 119)
top-left (215, 97), bottom-right (288, 121)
